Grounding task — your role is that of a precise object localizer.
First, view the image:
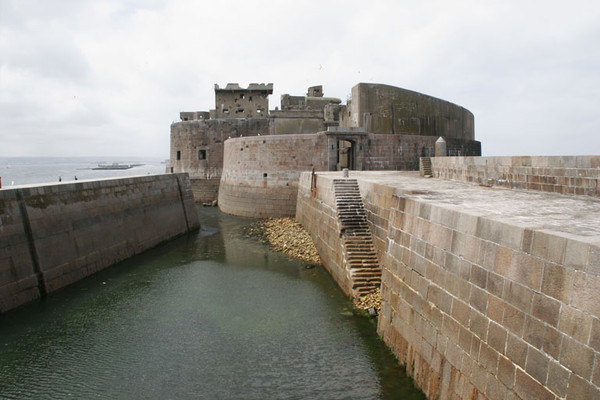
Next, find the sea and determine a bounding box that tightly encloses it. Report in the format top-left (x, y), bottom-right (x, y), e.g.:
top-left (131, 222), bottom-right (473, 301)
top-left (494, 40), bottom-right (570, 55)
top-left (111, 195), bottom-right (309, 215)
top-left (0, 156), bottom-right (167, 188)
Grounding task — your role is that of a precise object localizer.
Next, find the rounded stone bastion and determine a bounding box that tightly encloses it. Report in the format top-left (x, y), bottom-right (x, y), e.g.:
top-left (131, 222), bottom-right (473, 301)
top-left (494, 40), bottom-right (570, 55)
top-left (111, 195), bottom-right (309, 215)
top-left (218, 133), bottom-right (329, 218)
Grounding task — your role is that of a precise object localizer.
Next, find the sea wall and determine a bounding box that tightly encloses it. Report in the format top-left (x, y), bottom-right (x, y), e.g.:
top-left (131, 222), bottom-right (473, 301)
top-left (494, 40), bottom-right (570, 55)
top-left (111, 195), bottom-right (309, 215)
top-left (190, 177), bottom-right (220, 204)
top-left (297, 171), bottom-right (600, 400)
top-left (431, 156), bottom-right (600, 197)
top-left (0, 173), bottom-right (199, 313)
top-left (218, 134), bottom-right (329, 218)
top-left (296, 172), bottom-right (353, 295)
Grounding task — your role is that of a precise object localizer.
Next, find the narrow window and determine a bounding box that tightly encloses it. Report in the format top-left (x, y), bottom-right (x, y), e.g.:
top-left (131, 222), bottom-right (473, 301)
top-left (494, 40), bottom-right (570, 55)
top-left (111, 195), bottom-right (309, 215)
top-left (198, 149), bottom-right (207, 160)
top-left (176, 150), bottom-right (181, 160)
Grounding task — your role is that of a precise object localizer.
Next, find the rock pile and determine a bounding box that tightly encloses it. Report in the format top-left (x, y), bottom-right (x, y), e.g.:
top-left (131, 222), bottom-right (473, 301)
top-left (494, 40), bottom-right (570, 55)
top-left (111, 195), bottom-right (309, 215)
top-left (249, 217), bottom-right (322, 265)
top-left (353, 288), bottom-right (382, 314)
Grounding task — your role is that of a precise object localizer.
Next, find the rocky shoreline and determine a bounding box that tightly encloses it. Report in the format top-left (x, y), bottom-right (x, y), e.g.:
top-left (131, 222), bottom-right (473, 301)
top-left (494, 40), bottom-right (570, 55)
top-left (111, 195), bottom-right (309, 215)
top-left (245, 217), bottom-right (382, 313)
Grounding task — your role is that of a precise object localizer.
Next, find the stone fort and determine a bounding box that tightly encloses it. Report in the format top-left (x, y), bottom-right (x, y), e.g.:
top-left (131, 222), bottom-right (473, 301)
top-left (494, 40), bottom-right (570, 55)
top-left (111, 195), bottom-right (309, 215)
top-left (168, 82), bottom-right (481, 213)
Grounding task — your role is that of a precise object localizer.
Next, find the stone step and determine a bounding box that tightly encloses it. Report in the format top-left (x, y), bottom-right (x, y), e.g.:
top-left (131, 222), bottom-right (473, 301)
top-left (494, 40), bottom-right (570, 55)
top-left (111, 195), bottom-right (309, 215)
top-left (344, 246), bottom-right (376, 251)
top-left (346, 251), bottom-right (378, 257)
top-left (334, 178), bottom-right (382, 298)
top-left (352, 275), bottom-right (380, 280)
top-left (352, 271), bottom-right (382, 277)
top-left (348, 263), bottom-right (380, 269)
top-left (352, 271), bottom-right (381, 278)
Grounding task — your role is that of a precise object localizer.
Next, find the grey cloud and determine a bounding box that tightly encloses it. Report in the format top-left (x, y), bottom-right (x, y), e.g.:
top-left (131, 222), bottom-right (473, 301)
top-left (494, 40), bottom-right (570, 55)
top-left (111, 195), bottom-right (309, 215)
top-left (2, 29), bottom-right (90, 83)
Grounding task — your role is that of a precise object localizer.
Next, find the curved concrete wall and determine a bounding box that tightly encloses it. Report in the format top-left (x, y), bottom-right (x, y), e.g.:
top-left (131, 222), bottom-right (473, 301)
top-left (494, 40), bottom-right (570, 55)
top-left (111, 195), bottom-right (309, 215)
top-left (218, 131), bottom-right (481, 218)
top-left (218, 134), bottom-right (329, 217)
top-left (341, 83), bottom-right (475, 140)
top-left (0, 174), bottom-right (199, 313)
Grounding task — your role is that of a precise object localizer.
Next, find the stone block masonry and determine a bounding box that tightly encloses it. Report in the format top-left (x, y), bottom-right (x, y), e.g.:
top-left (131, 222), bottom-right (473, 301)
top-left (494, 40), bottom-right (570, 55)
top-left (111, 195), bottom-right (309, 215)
top-left (297, 169), bottom-right (600, 400)
top-left (431, 155), bottom-right (600, 198)
top-left (0, 173), bottom-right (199, 313)
top-left (219, 134), bottom-right (329, 218)
top-left (296, 172), bottom-right (351, 294)
top-left (190, 177), bottom-right (220, 204)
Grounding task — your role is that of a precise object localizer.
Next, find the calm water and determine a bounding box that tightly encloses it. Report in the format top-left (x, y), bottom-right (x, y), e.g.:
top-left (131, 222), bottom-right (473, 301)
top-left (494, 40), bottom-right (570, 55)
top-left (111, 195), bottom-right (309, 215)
top-left (0, 157), bottom-right (166, 187)
top-left (0, 187), bottom-right (424, 399)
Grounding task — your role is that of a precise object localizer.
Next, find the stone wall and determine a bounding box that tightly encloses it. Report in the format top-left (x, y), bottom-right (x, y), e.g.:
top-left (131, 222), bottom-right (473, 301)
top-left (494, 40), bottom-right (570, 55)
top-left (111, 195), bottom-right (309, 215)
top-left (218, 132), bottom-right (481, 218)
top-left (218, 134), bottom-right (329, 218)
top-left (296, 172), bottom-right (352, 295)
top-left (0, 174), bottom-right (199, 313)
top-left (169, 118), bottom-right (269, 183)
top-left (213, 83), bottom-right (272, 119)
top-left (298, 171), bottom-right (600, 400)
top-left (340, 83), bottom-right (475, 141)
top-left (190, 177), bottom-right (220, 204)
top-left (431, 156), bottom-right (600, 197)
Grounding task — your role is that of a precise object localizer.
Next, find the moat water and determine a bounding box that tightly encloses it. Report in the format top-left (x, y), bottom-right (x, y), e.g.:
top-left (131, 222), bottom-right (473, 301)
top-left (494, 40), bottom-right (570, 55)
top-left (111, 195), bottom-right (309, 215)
top-left (0, 208), bottom-right (424, 399)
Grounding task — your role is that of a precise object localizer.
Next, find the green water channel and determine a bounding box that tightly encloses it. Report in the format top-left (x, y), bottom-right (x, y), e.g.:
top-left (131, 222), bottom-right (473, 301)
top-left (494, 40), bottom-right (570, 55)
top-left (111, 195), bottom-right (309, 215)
top-left (0, 208), bottom-right (425, 399)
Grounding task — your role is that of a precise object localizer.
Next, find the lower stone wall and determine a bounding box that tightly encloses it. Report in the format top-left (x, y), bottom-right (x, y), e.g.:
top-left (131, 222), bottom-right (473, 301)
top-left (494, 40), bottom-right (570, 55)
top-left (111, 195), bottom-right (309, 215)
top-left (218, 134), bottom-right (329, 218)
top-left (296, 172), bottom-right (353, 295)
top-left (298, 171), bottom-right (600, 400)
top-left (190, 177), bottom-right (220, 203)
top-left (431, 156), bottom-right (600, 197)
top-left (364, 135), bottom-right (436, 171)
top-left (0, 173), bottom-right (199, 313)
top-left (361, 180), bottom-right (600, 400)
top-left (364, 136), bottom-right (481, 171)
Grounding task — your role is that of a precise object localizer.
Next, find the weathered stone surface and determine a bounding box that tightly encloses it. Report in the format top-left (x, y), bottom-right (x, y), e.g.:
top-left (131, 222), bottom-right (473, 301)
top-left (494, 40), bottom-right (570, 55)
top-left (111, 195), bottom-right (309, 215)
top-left (297, 169), bottom-right (600, 399)
top-left (431, 155), bottom-right (600, 198)
top-left (0, 174), bottom-right (199, 313)
top-left (339, 83), bottom-right (475, 141)
top-left (171, 83), bottom-right (481, 205)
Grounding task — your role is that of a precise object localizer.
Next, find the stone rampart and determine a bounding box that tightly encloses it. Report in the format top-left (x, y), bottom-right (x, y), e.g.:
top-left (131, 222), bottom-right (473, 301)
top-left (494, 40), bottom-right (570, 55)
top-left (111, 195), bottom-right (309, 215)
top-left (298, 170), bottom-right (600, 400)
top-left (0, 173), bottom-right (199, 313)
top-left (296, 173), bottom-right (353, 294)
top-left (218, 134), bottom-right (329, 218)
top-left (340, 83), bottom-right (475, 140)
top-left (431, 156), bottom-right (600, 197)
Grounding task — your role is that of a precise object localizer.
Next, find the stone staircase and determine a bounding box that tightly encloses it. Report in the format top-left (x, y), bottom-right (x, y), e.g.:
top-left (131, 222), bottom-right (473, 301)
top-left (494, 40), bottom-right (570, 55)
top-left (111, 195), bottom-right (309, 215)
top-left (420, 157), bottom-right (433, 177)
top-left (333, 179), bottom-right (382, 297)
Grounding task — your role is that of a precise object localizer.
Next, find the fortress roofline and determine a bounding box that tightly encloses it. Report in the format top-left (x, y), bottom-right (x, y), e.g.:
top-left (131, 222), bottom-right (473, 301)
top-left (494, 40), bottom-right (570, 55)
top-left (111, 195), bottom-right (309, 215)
top-left (214, 83), bottom-right (274, 93)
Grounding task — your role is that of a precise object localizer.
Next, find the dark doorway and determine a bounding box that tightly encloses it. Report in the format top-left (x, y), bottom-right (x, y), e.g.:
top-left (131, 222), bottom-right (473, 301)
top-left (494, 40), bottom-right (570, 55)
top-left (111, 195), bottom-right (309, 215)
top-left (337, 140), bottom-right (354, 170)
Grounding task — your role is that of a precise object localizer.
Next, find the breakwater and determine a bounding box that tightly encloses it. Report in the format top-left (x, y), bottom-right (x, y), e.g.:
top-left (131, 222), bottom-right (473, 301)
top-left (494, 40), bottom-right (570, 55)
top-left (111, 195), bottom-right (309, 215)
top-left (297, 168), bottom-right (600, 400)
top-left (0, 173), bottom-right (199, 313)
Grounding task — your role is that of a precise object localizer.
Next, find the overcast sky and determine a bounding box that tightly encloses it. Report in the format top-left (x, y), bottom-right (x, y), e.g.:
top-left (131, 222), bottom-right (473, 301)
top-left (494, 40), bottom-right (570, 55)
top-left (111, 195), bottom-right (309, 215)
top-left (1, 0), bottom-right (599, 158)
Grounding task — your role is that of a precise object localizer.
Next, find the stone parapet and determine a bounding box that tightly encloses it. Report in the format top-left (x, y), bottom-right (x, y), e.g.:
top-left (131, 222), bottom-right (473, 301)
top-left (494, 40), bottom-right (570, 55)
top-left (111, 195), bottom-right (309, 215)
top-left (0, 174), bottom-right (199, 313)
top-left (431, 156), bottom-right (600, 197)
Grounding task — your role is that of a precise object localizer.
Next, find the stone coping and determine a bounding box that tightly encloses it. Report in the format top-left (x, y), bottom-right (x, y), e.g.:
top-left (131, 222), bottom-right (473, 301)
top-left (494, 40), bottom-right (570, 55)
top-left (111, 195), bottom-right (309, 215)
top-left (314, 171), bottom-right (600, 241)
top-left (0, 173), bottom-right (170, 191)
